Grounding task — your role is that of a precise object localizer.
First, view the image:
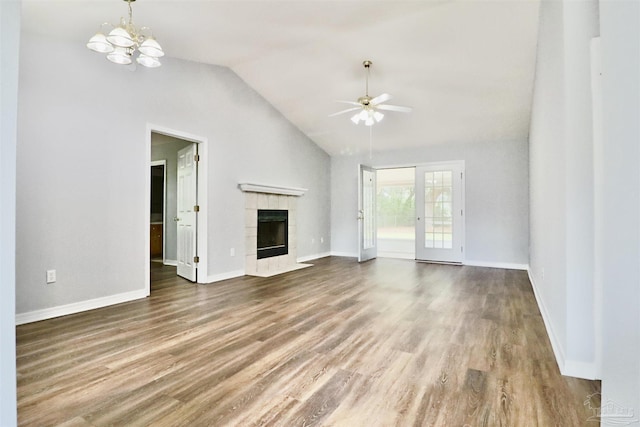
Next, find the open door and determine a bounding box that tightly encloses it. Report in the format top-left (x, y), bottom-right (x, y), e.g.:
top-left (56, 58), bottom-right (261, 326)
top-left (415, 162), bottom-right (464, 263)
top-left (358, 164), bottom-right (377, 262)
top-left (176, 143), bottom-right (198, 281)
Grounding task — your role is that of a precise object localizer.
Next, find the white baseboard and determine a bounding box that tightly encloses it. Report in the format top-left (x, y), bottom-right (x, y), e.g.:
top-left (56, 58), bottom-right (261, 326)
top-left (564, 360), bottom-right (600, 380)
top-left (297, 252), bottom-right (331, 263)
top-left (329, 251), bottom-right (358, 258)
top-left (527, 268), bottom-right (565, 374)
top-left (527, 268), bottom-right (600, 380)
top-left (15, 289), bottom-right (148, 325)
top-left (205, 270), bottom-right (244, 284)
top-left (163, 259), bottom-right (178, 267)
top-left (464, 260), bottom-right (529, 270)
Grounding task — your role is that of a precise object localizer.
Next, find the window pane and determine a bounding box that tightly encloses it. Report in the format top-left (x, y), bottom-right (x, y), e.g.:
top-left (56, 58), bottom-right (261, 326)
top-left (425, 232), bottom-right (434, 248)
top-left (442, 171), bottom-right (452, 186)
top-left (443, 233), bottom-right (453, 249)
top-left (363, 169), bottom-right (375, 249)
top-left (433, 171), bottom-right (443, 186)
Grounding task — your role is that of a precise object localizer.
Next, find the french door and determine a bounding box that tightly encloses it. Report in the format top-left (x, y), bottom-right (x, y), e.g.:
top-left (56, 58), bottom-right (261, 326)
top-left (415, 162), bottom-right (464, 263)
top-left (358, 164), bottom-right (377, 262)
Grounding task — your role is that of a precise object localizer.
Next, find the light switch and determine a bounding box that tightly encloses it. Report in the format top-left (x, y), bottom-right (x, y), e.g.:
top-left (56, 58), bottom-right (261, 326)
top-left (46, 270), bottom-right (56, 284)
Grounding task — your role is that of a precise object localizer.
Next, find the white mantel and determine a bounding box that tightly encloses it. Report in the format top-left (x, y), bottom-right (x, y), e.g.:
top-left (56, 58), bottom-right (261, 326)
top-left (238, 183), bottom-right (307, 197)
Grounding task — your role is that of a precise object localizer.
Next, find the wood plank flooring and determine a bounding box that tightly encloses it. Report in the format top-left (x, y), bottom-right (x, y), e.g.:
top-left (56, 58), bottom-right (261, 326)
top-left (16, 257), bottom-right (600, 426)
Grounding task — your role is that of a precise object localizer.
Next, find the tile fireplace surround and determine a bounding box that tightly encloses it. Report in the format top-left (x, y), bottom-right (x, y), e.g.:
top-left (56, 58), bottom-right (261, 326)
top-left (240, 184), bottom-right (312, 277)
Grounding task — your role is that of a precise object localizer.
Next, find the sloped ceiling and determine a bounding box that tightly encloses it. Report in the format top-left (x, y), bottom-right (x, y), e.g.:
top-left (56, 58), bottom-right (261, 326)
top-left (21, 0), bottom-right (540, 156)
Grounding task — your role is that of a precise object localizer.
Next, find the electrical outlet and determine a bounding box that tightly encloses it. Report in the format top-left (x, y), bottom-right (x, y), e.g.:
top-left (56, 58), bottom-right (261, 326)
top-left (46, 270), bottom-right (56, 284)
top-left (230, 248), bottom-right (235, 257)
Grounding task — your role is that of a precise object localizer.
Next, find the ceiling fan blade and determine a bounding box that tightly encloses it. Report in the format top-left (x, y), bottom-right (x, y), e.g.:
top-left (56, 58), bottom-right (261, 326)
top-left (329, 107), bottom-right (362, 117)
top-left (377, 104), bottom-right (413, 113)
top-left (370, 93), bottom-right (392, 105)
top-left (335, 100), bottom-right (362, 107)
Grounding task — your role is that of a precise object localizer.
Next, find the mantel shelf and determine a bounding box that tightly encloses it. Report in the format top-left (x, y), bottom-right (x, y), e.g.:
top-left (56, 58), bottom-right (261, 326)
top-left (238, 183), bottom-right (307, 197)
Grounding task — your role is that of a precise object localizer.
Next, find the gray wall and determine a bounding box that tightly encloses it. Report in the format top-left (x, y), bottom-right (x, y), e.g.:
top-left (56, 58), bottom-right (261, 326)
top-left (331, 139), bottom-right (529, 266)
top-left (150, 133), bottom-right (191, 262)
top-left (1, 1), bottom-right (19, 424)
top-left (529, 0), bottom-right (599, 378)
top-left (600, 0), bottom-right (640, 418)
top-left (16, 32), bottom-right (331, 316)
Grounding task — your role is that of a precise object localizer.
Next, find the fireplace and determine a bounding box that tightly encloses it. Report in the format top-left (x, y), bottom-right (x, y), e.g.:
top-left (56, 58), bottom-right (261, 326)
top-left (241, 184), bottom-right (309, 277)
top-left (257, 209), bottom-right (288, 259)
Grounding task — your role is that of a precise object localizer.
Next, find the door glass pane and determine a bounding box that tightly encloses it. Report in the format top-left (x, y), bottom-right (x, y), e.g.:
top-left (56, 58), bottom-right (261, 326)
top-left (424, 170), bottom-right (454, 249)
top-left (363, 169), bottom-right (375, 249)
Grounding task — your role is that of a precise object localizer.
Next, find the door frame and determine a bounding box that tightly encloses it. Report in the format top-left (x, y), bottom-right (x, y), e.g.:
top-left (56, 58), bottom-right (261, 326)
top-left (145, 124), bottom-right (209, 294)
top-left (150, 160), bottom-right (167, 263)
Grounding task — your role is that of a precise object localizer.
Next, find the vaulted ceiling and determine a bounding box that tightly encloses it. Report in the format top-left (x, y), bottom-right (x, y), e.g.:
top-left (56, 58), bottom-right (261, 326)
top-left (21, 0), bottom-right (540, 156)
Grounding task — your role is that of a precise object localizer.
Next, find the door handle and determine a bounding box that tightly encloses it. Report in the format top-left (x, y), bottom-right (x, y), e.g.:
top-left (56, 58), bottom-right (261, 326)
top-left (174, 217), bottom-right (181, 222)
top-left (357, 210), bottom-right (364, 220)
top-left (417, 217), bottom-right (421, 221)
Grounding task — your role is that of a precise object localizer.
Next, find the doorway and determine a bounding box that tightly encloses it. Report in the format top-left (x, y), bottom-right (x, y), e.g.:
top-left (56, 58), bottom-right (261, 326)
top-left (376, 167), bottom-right (416, 259)
top-left (146, 126), bottom-right (208, 293)
top-left (366, 161), bottom-right (465, 264)
top-left (150, 160), bottom-right (166, 263)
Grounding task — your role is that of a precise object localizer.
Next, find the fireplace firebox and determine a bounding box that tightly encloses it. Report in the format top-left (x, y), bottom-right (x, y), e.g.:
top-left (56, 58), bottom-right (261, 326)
top-left (257, 210), bottom-right (288, 259)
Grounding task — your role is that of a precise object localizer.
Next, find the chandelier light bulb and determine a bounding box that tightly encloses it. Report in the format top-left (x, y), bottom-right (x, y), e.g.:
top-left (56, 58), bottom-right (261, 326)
top-left (106, 26), bottom-right (135, 48)
top-left (138, 38), bottom-right (164, 58)
top-left (86, 33), bottom-right (115, 53)
top-left (136, 54), bottom-right (161, 68)
top-left (106, 47), bottom-right (133, 65)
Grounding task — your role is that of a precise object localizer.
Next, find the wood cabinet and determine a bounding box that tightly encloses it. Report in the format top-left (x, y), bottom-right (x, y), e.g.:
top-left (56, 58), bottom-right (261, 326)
top-left (150, 223), bottom-right (163, 258)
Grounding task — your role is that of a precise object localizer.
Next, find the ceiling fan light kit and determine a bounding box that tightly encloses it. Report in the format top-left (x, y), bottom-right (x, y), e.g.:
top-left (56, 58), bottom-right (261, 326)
top-left (87, 0), bottom-right (164, 68)
top-left (330, 60), bottom-right (412, 126)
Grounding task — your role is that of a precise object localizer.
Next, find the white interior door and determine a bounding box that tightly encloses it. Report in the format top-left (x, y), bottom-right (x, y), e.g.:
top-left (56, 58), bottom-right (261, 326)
top-left (176, 143), bottom-right (198, 281)
top-left (358, 164), bottom-right (377, 262)
top-left (415, 162), bottom-right (464, 263)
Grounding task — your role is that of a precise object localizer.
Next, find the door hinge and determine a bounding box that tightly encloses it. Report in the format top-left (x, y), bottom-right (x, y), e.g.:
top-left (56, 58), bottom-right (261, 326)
top-left (194, 154), bottom-right (200, 162)
top-left (194, 256), bottom-right (200, 263)
top-left (194, 205), bottom-right (200, 212)
top-left (461, 209), bottom-right (463, 216)
top-left (461, 246), bottom-right (464, 253)
top-left (460, 172), bottom-right (463, 179)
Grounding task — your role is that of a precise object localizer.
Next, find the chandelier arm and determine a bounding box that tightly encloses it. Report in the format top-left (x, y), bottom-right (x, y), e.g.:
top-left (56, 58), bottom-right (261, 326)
top-left (138, 26), bottom-right (154, 39)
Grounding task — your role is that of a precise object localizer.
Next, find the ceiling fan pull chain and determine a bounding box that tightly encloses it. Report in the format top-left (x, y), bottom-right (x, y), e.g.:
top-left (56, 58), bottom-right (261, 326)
top-left (369, 125), bottom-right (373, 159)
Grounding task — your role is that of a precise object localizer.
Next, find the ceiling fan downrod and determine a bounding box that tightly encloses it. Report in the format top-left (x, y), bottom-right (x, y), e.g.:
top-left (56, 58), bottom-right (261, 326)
top-left (361, 60), bottom-right (373, 105)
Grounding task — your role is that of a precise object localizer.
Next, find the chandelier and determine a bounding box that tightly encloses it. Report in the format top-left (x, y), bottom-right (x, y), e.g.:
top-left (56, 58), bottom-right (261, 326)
top-left (86, 0), bottom-right (164, 68)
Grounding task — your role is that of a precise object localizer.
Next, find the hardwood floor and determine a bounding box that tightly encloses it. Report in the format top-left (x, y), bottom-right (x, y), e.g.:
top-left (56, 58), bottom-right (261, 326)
top-left (16, 257), bottom-right (600, 426)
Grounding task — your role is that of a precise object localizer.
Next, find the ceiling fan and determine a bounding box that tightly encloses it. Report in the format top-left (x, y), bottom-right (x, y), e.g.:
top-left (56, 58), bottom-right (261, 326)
top-left (329, 60), bottom-right (412, 126)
